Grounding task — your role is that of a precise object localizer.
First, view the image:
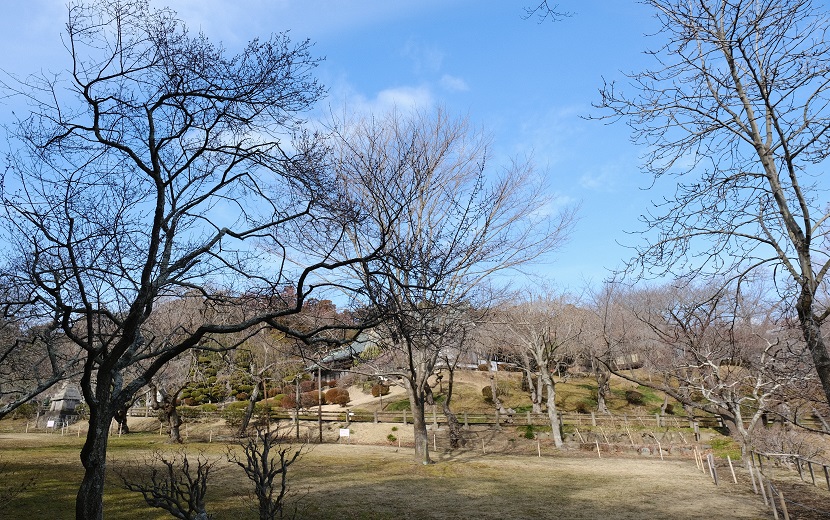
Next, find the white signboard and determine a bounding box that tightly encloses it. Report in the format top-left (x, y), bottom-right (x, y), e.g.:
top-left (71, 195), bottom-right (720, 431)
top-left (339, 428), bottom-right (350, 438)
top-left (46, 420), bottom-right (55, 428)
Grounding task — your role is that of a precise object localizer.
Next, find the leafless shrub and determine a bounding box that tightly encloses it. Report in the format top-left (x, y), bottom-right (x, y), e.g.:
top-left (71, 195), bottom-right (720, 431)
top-left (228, 428), bottom-right (303, 520)
top-left (119, 451), bottom-right (216, 520)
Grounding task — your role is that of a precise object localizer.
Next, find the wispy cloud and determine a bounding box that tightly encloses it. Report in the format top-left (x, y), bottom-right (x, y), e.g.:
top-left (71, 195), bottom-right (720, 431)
top-left (322, 81), bottom-right (435, 119)
top-left (440, 74), bottom-right (469, 92)
top-left (401, 39), bottom-right (444, 76)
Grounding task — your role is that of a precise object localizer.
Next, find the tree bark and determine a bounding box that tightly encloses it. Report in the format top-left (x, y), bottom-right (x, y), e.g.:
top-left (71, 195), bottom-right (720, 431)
top-left (237, 382), bottom-right (261, 437)
top-left (797, 288), bottom-right (830, 407)
top-left (75, 403), bottom-right (113, 520)
top-left (410, 395), bottom-right (431, 464)
top-left (594, 363), bottom-right (610, 415)
top-left (541, 372), bottom-right (563, 448)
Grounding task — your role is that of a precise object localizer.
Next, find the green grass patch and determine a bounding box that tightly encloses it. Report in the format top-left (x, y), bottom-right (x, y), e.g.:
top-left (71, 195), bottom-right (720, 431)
top-left (709, 436), bottom-right (742, 460)
top-left (386, 398), bottom-right (411, 411)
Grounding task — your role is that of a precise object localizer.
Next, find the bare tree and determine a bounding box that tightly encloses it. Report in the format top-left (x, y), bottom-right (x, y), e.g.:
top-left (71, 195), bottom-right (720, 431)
top-left (585, 281), bottom-right (640, 415)
top-left (0, 2), bottom-right (373, 518)
top-left (327, 108), bottom-right (575, 464)
top-left (618, 281), bottom-right (817, 450)
top-left (120, 451), bottom-right (215, 520)
top-left (595, 0), bottom-right (830, 406)
top-left (502, 294), bottom-right (584, 447)
top-left (228, 428), bottom-right (303, 520)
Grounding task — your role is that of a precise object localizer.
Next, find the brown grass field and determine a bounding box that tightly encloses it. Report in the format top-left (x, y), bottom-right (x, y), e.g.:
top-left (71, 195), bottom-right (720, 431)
top-left (0, 426), bottom-right (775, 520)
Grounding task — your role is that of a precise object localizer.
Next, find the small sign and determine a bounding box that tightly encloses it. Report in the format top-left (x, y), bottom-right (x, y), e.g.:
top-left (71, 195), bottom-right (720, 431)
top-left (46, 420), bottom-right (55, 428)
top-left (339, 428), bottom-right (350, 437)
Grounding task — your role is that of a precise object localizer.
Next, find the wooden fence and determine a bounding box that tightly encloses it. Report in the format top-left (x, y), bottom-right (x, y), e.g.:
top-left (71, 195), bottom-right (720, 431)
top-left (751, 451), bottom-right (830, 493)
top-left (129, 406), bottom-right (724, 430)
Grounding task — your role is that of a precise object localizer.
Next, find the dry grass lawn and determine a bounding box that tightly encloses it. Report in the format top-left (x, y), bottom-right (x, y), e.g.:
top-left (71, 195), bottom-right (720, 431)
top-left (0, 430), bottom-right (770, 520)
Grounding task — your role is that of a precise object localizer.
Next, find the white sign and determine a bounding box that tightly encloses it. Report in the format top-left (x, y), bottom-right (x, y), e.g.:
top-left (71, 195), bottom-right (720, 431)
top-left (46, 420), bottom-right (55, 428)
top-left (339, 428), bottom-right (350, 438)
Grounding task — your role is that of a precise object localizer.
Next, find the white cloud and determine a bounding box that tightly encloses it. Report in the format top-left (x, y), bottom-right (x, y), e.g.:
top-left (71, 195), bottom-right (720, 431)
top-left (440, 74), bottom-right (469, 92)
top-left (324, 82), bottom-right (435, 117)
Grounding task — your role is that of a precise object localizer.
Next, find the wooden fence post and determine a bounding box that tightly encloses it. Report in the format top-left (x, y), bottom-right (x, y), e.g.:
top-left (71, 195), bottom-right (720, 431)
top-left (824, 464), bottom-right (830, 491)
top-left (769, 482), bottom-right (779, 520)
top-left (591, 412), bottom-right (596, 427)
top-left (727, 455), bottom-right (737, 484)
top-left (707, 453), bottom-right (719, 485)
top-left (747, 459), bottom-right (758, 495)
top-left (757, 470), bottom-right (768, 507)
top-left (402, 410), bottom-right (407, 425)
top-left (808, 461), bottom-right (816, 486)
top-left (463, 412), bottom-right (469, 429)
top-left (777, 489), bottom-right (789, 520)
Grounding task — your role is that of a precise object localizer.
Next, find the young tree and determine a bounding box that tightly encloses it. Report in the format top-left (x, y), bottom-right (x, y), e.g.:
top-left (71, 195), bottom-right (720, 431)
top-left (596, 0), bottom-right (830, 406)
top-left (0, 2), bottom-right (372, 517)
top-left (329, 108), bottom-right (575, 464)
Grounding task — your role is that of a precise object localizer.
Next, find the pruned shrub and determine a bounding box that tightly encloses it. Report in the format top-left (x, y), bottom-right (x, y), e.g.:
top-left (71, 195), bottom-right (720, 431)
top-left (300, 391), bottom-right (324, 408)
top-left (371, 384), bottom-right (390, 397)
top-left (177, 406), bottom-right (201, 419)
top-left (279, 394), bottom-right (297, 409)
top-left (324, 387), bottom-right (350, 407)
top-left (299, 380), bottom-right (316, 393)
top-left (575, 401), bottom-right (591, 414)
top-left (222, 401), bottom-right (249, 428)
top-left (327, 380), bottom-right (337, 388)
top-left (477, 364), bottom-right (489, 371)
top-left (624, 390), bottom-right (644, 406)
top-left (324, 388), bottom-right (340, 404)
top-left (481, 386), bottom-right (497, 403)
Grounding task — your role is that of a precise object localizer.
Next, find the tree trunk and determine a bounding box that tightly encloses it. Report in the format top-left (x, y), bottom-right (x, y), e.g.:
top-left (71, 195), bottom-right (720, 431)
top-left (489, 375), bottom-right (509, 416)
top-left (237, 383), bottom-right (261, 437)
top-left (410, 396), bottom-right (431, 464)
top-left (442, 400), bottom-right (464, 449)
top-left (659, 394), bottom-right (670, 416)
top-left (438, 367), bottom-right (465, 449)
top-left (541, 373), bottom-right (563, 448)
top-left (149, 384), bottom-right (183, 443)
top-left (113, 405), bottom-right (130, 434)
top-left (75, 404), bottom-right (113, 520)
top-left (165, 402), bottom-right (183, 443)
top-left (797, 288), bottom-right (830, 407)
top-left (594, 363), bottom-right (610, 415)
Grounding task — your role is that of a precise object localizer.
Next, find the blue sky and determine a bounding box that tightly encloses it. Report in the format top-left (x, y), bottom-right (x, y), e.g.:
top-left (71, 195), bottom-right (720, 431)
top-left (0, 1), bottom-right (671, 291)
